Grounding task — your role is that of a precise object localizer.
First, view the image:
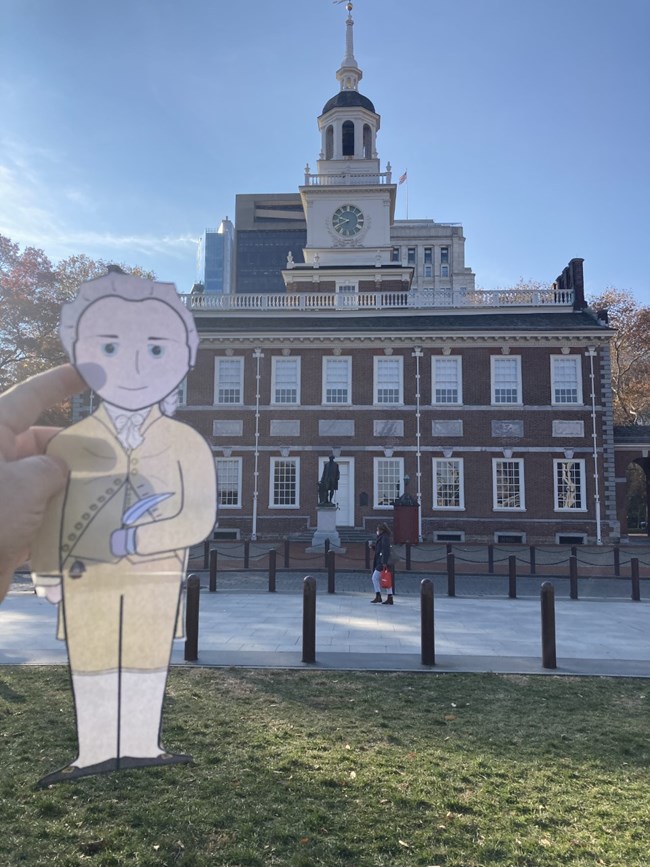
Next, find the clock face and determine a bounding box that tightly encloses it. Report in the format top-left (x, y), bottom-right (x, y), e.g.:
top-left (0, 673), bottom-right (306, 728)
top-left (332, 204), bottom-right (365, 237)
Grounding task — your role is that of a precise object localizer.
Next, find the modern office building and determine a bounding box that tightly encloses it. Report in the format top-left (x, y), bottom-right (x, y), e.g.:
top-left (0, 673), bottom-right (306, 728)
top-left (196, 218), bottom-right (234, 294)
top-left (179, 4), bottom-right (622, 544)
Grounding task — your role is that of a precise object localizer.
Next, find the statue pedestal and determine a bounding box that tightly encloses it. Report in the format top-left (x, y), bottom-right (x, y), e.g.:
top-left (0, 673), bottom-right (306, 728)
top-left (309, 505), bottom-right (343, 551)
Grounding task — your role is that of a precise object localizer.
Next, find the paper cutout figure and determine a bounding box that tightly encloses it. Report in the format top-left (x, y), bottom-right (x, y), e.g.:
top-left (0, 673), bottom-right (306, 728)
top-left (30, 271), bottom-right (217, 786)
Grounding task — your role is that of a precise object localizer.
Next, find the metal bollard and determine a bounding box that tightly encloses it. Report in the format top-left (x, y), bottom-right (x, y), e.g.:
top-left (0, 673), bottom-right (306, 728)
top-left (420, 579), bottom-right (435, 666)
top-left (488, 543), bottom-right (494, 574)
top-left (529, 545), bottom-right (536, 575)
top-left (302, 576), bottom-right (317, 664)
top-left (508, 555), bottom-right (517, 599)
top-left (365, 540), bottom-right (371, 571)
top-left (268, 548), bottom-right (277, 593)
top-left (203, 539), bottom-right (210, 570)
top-left (631, 557), bottom-right (641, 602)
top-left (569, 555), bottom-right (578, 600)
top-left (284, 538), bottom-right (290, 569)
top-left (209, 548), bottom-right (218, 593)
top-left (184, 574), bottom-right (201, 662)
top-left (446, 552), bottom-right (456, 597)
top-left (324, 538), bottom-right (330, 568)
top-left (244, 539), bottom-right (250, 570)
top-left (389, 564), bottom-right (397, 595)
top-left (405, 541), bottom-right (412, 571)
top-left (327, 549), bottom-right (336, 594)
top-left (614, 545), bottom-right (620, 578)
top-left (540, 581), bottom-right (557, 669)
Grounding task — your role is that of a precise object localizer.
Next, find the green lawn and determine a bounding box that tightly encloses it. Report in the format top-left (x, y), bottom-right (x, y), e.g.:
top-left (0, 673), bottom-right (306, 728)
top-left (1, 667), bottom-right (648, 866)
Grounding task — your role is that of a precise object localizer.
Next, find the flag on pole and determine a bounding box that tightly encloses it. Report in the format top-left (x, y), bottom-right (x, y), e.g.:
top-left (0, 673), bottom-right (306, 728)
top-left (399, 170), bottom-right (408, 185)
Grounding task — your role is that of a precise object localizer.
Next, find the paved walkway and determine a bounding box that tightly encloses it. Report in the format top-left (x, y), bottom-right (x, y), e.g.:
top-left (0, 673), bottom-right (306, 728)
top-left (2, 572), bottom-right (648, 678)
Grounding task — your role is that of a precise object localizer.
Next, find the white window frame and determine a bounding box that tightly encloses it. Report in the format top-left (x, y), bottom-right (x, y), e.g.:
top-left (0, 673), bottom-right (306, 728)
top-left (551, 355), bottom-right (583, 405)
top-left (432, 356), bottom-right (463, 405)
top-left (214, 356), bottom-right (244, 406)
top-left (432, 458), bottom-right (465, 510)
top-left (269, 457), bottom-right (300, 509)
top-left (215, 457), bottom-right (243, 509)
top-left (491, 356), bottom-right (522, 406)
top-left (554, 459), bottom-right (587, 511)
top-left (336, 280), bottom-right (359, 309)
top-left (322, 356), bottom-right (352, 405)
top-left (373, 356), bottom-right (403, 406)
top-left (373, 457), bottom-right (404, 509)
top-left (271, 356), bottom-right (301, 406)
top-left (492, 458), bottom-right (526, 510)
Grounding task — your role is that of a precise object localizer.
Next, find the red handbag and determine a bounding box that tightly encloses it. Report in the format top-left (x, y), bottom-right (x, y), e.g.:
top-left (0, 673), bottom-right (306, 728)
top-left (379, 566), bottom-right (392, 589)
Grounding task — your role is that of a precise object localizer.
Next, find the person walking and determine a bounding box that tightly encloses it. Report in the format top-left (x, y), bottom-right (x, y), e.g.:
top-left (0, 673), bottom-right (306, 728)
top-left (369, 522), bottom-right (393, 604)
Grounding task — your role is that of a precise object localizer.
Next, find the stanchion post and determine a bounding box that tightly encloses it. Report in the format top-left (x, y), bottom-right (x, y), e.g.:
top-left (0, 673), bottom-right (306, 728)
top-left (631, 557), bottom-right (641, 602)
top-left (405, 542), bottom-right (412, 571)
top-left (541, 581), bottom-right (557, 669)
top-left (447, 552), bottom-right (456, 597)
top-left (488, 544), bottom-right (494, 574)
top-left (365, 540), bottom-right (371, 571)
top-left (184, 574), bottom-right (200, 662)
top-left (420, 579), bottom-right (435, 666)
top-left (284, 538), bottom-right (290, 569)
top-left (203, 539), bottom-right (209, 570)
top-left (614, 545), bottom-right (620, 578)
top-left (508, 555), bottom-right (517, 599)
top-left (389, 563), bottom-right (397, 595)
top-left (529, 545), bottom-right (536, 575)
top-left (268, 548), bottom-right (277, 593)
top-left (302, 576), bottom-right (317, 664)
top-left (324, 537), bottom-right (330, 568)
top-left (327, 549), bottom-right (336, 594)
top-left (569, 555), bottom-right (578, 600)
top-left (209, 548), bottom-right (218, 593)
top-left (244, 539), bottom-right (250, 570)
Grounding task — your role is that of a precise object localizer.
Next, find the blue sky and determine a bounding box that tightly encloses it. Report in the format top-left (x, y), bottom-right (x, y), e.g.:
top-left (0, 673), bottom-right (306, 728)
top-left (1, 0), bottom-right (648, 303)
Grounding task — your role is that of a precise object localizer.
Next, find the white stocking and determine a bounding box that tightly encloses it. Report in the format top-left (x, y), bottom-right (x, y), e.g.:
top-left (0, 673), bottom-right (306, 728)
top-left (71, 672), bottom-right (119, 768)
top-left (119, 671), bottom-right (168, 758)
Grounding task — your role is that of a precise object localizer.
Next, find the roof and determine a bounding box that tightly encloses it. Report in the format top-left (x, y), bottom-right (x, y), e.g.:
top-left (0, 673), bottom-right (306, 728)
top-left (194, 309), bottom-right (611, 336)
top-left (321, 90), bottom-right (376, 116)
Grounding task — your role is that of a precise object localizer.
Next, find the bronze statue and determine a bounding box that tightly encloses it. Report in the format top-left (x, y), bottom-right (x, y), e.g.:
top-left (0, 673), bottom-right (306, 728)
top-left (318, 455), bottom-right (340, 505)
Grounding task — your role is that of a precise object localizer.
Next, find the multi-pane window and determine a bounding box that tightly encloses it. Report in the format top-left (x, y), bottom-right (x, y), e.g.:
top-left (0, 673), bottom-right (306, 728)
top-left (407, 247), bottom-right (416, 265)
top-left (493, 459), bottom-right (525, 510)
top-left (440, 246), bottom-right (449, 278)
top-left (374, 457), bottom-right (404, 508)
top-left (432, 356), bottom-right (462, 404)
top-left (270, 458), bottom-right (299, 508)
top-left (323, 357), bottom-right (351, 404)
top-left (374, 356), bottom-right (403, 405)
top-left (551, 356), bottom-right (582, 405)
top-left (336, 281), bottom-right (359, 309)
top-left (214, 357), bottom-right (243, 405)
top-left (272, 357), bottom-right (300, 405)
top-left (491, 356), bottom-right (521, 405)
top-left (215, 458), bottom-right (242, 508)
top-left (433, 459), bottom-right (464, 509)
top-left (424, 247), bottom-right (433, 278)
top-left (554, 459), bottom-right (586, 510)
top-left (391, 247), bottom-right (400, 262)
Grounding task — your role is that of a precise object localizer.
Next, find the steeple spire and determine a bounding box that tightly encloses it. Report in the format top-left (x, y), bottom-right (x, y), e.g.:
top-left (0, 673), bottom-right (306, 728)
top-left (336, 2), bottom-right (362, 92)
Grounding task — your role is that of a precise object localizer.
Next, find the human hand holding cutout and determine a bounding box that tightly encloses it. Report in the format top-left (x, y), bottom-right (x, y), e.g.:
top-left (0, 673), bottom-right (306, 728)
top-left (0, 365), bottom-right (85, 603)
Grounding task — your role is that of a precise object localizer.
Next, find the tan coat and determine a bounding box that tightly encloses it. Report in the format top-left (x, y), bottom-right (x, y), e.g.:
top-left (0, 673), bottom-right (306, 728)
top-left (30, 404), bottom-right (217, 672)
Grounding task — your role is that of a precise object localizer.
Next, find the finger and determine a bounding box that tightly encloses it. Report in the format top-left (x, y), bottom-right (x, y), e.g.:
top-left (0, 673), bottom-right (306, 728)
top-left (9, 454), bottom-right (69, 501)
top-left (0, 365), bottom-right (85, 435)
top-left (15, 426), bottom-right (62, 459)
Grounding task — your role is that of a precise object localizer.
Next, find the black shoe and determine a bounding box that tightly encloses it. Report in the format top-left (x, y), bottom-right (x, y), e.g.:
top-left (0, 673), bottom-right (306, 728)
top-left (370, 593), bottom-right (382, 603)
top-left (382, 595), bottom-right (394, 605)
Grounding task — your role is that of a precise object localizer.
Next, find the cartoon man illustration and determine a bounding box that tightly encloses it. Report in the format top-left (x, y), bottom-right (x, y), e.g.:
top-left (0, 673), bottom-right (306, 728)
top-left (31, 270), bottom-right (217, 786)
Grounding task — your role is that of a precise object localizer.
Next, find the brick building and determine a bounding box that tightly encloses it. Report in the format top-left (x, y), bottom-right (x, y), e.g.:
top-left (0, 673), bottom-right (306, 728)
top-left (177, 4), bottom-right (617, 544)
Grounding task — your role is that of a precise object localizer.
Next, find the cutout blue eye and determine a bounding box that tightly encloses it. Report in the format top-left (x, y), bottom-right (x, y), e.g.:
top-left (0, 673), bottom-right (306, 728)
top-left (148, 344), bottom-right (164, 358)
top-left (102, 343), bottom-right (118, 356)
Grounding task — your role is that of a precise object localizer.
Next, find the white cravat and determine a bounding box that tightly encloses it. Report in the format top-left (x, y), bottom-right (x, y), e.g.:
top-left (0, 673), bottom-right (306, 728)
top-left (104, 404), bottom-right (150, 451)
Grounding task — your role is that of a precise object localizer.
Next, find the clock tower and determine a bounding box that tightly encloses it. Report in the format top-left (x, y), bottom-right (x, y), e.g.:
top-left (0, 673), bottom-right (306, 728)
top-left (283, 2), bottom-right (413, 297)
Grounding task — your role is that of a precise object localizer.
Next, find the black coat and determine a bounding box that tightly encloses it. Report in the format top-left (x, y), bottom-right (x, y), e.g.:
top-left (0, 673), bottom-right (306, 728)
top-left (372, 532), bottom-right (391, 571)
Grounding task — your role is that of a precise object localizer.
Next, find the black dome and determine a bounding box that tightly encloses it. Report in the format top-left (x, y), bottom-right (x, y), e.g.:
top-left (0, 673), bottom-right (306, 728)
top-left (321, 90), bottom-right (376, 115)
